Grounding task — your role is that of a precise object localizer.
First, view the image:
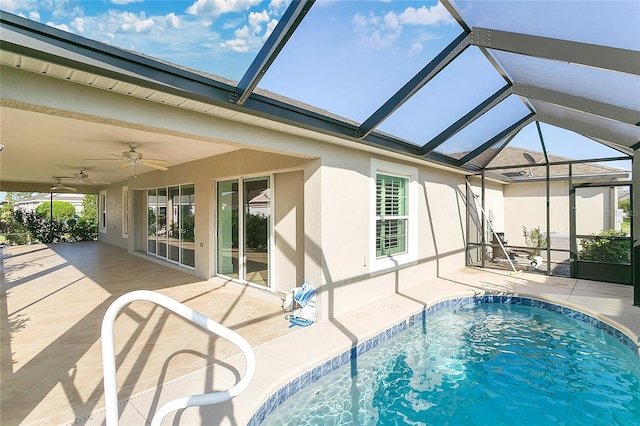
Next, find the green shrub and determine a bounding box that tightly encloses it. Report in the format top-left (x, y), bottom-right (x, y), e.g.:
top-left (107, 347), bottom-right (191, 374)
top-left (522, 226), bottom-right (547, 256)
top-left (68, 217), bottom-right (97, 241)
top-left (580, 229), bottom-right (630, 264)
top-left (36, 201), bottom-right (76, 220)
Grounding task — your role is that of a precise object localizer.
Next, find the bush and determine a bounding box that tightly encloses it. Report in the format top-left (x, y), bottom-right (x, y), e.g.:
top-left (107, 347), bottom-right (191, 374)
top-left (68, 217), bottom-right (97, 241)
top-left (580, 229), bottom-right (630, 264)
top-left (522, 226), bottom-right (546, 256)
top-left (36, 201), bottom-right (76, 220)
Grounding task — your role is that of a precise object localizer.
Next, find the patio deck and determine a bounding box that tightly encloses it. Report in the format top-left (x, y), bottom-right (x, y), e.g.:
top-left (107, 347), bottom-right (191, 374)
top-left (1, 242), bottom-right (638, 425)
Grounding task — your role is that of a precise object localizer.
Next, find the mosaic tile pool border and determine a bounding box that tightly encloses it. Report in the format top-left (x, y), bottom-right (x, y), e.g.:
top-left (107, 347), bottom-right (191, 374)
top-left (248, 295), bottom-right (639, 425)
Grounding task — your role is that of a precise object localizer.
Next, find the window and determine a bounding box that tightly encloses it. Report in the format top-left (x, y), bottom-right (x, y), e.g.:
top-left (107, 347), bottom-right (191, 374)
top-left (122, 186), bottom-right (129, 238)
top-left (376, 174), bottom-right (408, 256)
top-left (371, 160), bottom-right (417, 273)
top-left (99, 190), bottom-right (107, 233)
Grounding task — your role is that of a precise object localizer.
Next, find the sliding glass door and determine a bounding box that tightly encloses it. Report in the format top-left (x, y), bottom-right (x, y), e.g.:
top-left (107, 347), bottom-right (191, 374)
top-left (217, 177), bottom-right (270, 287)
top-left (147, 184), bottom-right (195, 269)
top-left (217, 180), bottom-right (239, 279)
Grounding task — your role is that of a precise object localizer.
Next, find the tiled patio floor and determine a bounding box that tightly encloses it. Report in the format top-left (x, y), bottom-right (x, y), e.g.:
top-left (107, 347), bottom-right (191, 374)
top-left (1, 242), bottom-right (294, 425)
top-left (1, 242), bottom-right (638, 425)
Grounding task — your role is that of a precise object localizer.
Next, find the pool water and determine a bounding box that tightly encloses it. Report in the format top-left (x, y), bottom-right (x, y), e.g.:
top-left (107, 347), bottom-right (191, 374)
top-left (262, 303), bottom-right (640, 425)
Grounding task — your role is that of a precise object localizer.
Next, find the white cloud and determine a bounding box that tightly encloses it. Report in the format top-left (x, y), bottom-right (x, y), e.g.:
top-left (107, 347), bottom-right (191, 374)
top-left (110, 0), bottom-right (143, 4)
top-left (234, 25), bottom-right (251, 38)
top-left (408, 42), bottom-right (423, 57)
top-left (352, 11), bottom-right (401, 50)
top-left (115, 11), bottom-right (155, 34)
top-left (166, 12), bottom-right (181, 29)
top-left (383, 11), bottom-right (400, 31)
top-left (201, 20), bottom-right (213, 28)
top-left (220, 38), bottom-right (249, 52)
top-left (46, 22), bottom-right (71, 32)
top-left (264, 18), bottom-right (278, 41)
top-left (71, 17), bottom-right (84, 33)
top-left (268, 0), bottom-right (288, 14)
top-left (398, 2), bottom-right (455, 26)
top-left (248, 10), bottom-right (269, 33)
top-left (186, 0), bottom-right (262, 18)
top-left (29, 11), bottom-right (41, 21)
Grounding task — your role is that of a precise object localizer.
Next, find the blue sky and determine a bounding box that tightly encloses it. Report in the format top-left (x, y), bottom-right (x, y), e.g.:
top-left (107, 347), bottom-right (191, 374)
top-left (0, 0), bottom-right (632, 170)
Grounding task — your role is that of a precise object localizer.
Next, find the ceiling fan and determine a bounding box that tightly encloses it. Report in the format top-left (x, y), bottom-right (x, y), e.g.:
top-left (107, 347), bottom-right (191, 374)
top-left (55, 168), bottom-right (110, 185)
top-left (51, 179), bottom-right (77, 192)
top-left (87, 143), bottom-right (169, 171)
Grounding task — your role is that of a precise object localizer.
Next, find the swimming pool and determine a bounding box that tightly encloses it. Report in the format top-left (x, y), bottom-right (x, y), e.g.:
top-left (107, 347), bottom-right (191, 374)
top-left (255, 297), bottom-right (640, 425)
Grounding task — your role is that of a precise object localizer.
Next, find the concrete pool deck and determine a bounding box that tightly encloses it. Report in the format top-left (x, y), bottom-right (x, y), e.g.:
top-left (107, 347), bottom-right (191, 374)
top-left (1, 243), bottom-right (638, 425)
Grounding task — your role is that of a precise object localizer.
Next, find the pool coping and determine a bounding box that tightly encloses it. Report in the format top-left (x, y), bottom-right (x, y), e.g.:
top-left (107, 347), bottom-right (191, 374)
top-left (249, 294), bottom-right (640, 426)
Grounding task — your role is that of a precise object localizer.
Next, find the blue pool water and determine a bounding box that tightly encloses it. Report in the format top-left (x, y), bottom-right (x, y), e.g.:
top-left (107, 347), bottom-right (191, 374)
top-left (262, 303), bottom-right (640, 425)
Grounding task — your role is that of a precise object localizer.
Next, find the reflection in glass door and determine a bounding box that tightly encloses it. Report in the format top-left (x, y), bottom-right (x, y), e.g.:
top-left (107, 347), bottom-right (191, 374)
top-left (168, 186), bottom-right (180, 263)
top-left (147, 184), bottom-right (196, 269)
top-left (148, 189), bottom-right (157, 254)
top-left (217, 180), bottom-right (239, 279)
top-left (157, 188), bottom-right (167, 258)
top-left (181, 184), bottom-right (195, 267)
top-left (217, 177), bottom-right (270, 287)
top-left (245, 178), bottom-right (270, 287)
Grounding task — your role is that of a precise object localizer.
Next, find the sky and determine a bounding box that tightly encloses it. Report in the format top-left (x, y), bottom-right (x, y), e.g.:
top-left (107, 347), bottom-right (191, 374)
top-left (0, 0), bottom-right (634, 172)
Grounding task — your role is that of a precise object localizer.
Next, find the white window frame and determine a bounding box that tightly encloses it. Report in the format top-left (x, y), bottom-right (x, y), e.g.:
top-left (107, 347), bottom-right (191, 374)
top-left (99, 189), bottom-right (107, 234)
top-left (370, 159), bottom-right (418, 274)
top-left (122, 186), bottom-right (129, 238)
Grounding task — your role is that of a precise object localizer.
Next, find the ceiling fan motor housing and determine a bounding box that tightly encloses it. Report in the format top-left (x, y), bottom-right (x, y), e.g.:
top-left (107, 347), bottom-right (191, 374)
top-left (123, 151), bottom-right (143, 161)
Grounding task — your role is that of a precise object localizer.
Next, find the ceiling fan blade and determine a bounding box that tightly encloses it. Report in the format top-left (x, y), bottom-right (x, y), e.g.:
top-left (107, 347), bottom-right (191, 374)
top-left (85, 179), bottom-right (111, 185)
top-left (143, 158), bottom-right (169, 165)
top-left (62, 186), bottom-right (78, 192)
top-left (141, 160), bottom-right (169, 171)
top-left (119, 162), bottom-right (130, 169)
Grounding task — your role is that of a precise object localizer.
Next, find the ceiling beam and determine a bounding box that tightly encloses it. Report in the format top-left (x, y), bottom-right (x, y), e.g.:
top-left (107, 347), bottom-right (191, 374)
top-left (457, 113), bottom-right (535, 166)
top-left (357, 31), bottom-right (471, 138)
top-left (536, 110), bottom-right (639, 149)
top-left (470, 27), bottom-right (640, 76)
top-left (235, 0), bottom-right (314, 105)
top-left (421, 83), bottom-right (512, 155)
top-left (512, 83), bottom-right (640, 125)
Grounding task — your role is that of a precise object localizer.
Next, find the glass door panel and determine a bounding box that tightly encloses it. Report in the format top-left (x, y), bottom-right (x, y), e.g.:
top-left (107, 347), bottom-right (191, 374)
top-left (168, 186), bottom-right (180, 262)
top-left (217, 180), bottom-right (239, 279)
top-left (156, 188), bottom-right (167, 258)
top-left (181, 184), bottom-right (196, 268)
top-left (244, 178), bottom-right (270, 287)
top-left (147, 189), bottom-right (157, 254)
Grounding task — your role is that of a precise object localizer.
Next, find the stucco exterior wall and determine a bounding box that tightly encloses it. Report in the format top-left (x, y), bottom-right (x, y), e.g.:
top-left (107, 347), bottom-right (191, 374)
top-left (98, 181), bottom-right (128, 250)
top-left (273, 171), bottom-right (305, 293)
top-left (312, 146), bottom-right (467, 319)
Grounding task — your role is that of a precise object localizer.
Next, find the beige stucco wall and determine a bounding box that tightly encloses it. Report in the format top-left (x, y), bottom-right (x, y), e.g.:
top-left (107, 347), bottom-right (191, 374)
top-left (310, 146), bottom-right (467, 319)
top-left (99, 181), bottom-right (129, 250)
top-left (503, 181), bottom-right (612, 248)
top-left (273, 171), bottom-right (305, 293)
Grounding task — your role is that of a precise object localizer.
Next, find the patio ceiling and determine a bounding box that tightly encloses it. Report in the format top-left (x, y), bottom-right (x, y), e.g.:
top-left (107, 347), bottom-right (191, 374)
top-left (0, 0), bottom-right (638, 192)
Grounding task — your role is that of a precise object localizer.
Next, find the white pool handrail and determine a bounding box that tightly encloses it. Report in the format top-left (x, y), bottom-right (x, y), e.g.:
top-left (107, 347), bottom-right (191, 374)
top-left (101, 290), bottom-right (256, 426)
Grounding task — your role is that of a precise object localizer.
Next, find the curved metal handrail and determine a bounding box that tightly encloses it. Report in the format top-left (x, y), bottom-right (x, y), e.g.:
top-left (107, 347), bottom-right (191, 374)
top-left (101, 290), bottom-right (256, 426)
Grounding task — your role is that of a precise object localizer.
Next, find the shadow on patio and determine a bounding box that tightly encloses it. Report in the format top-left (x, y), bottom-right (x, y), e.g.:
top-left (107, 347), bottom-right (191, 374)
top-left (0, 242), bottom-right (292, 425)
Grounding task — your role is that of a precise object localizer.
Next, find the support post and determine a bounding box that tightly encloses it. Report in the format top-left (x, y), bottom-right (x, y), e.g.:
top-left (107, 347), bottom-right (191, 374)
top-left (481, 170), bottom-right (486, 268)
top-left (633, 150), bottom-right (640, 306)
